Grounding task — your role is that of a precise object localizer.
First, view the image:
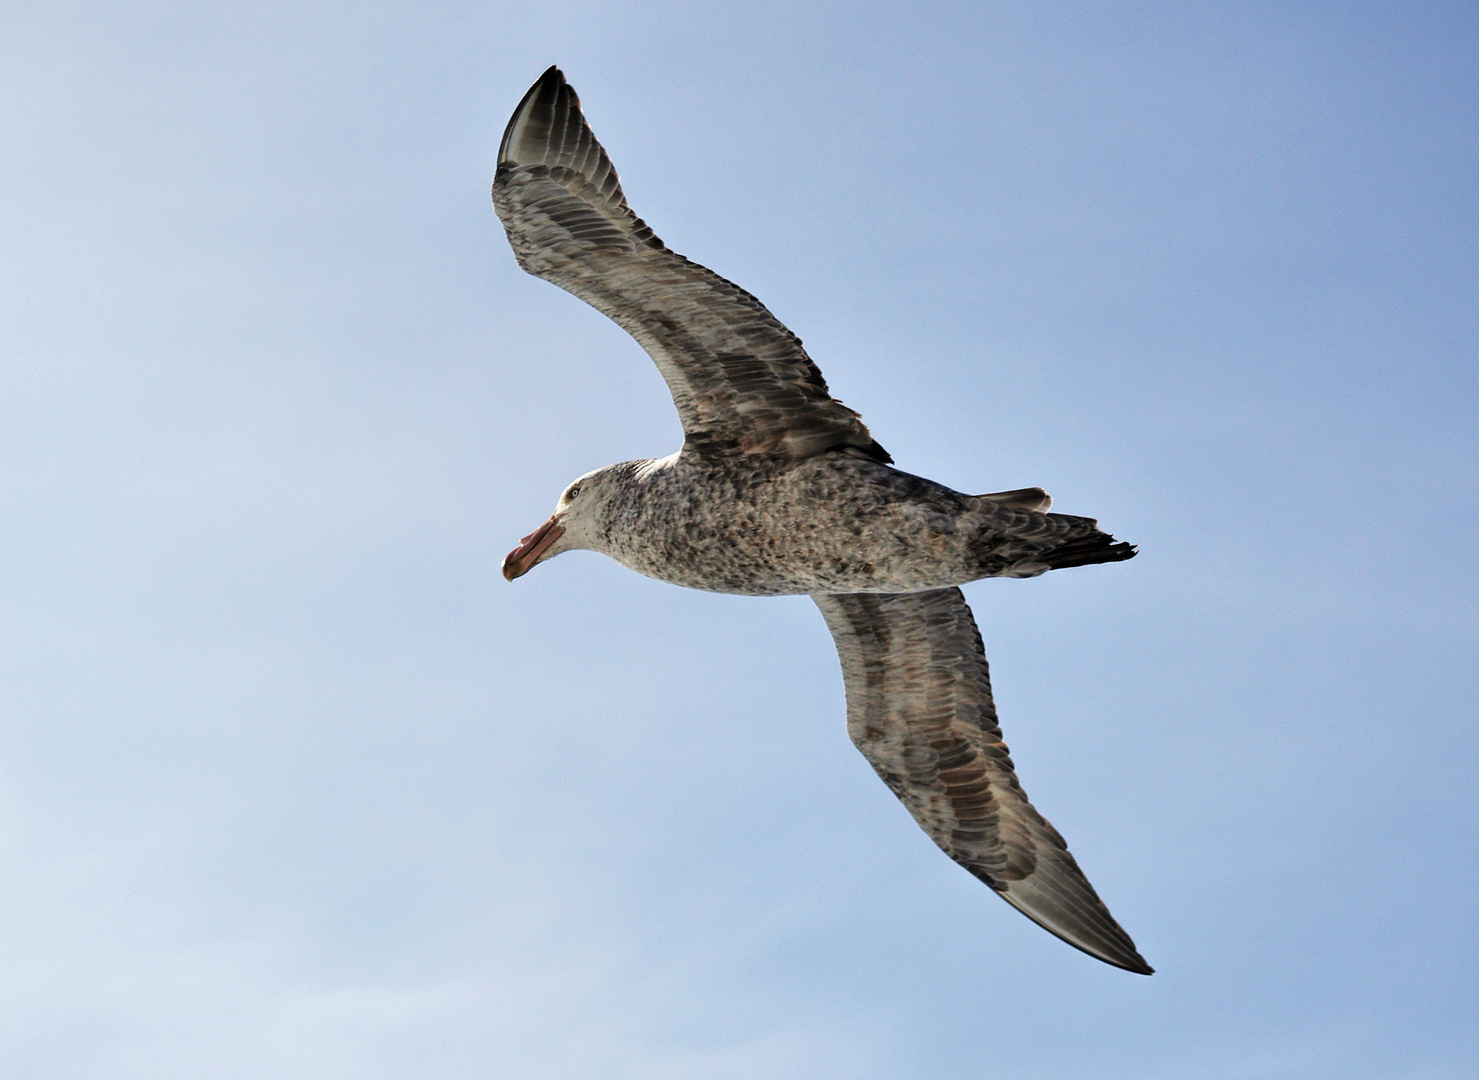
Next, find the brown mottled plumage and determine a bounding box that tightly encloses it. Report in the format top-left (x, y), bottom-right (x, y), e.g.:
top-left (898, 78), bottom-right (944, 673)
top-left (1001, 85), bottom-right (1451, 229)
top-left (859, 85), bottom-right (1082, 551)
top-left (495, 66), bottom-right (1150, 974)
top-left (495, 68), bottom-right (887, 464)
top-left (815, 590), bottom-right (1149, 972)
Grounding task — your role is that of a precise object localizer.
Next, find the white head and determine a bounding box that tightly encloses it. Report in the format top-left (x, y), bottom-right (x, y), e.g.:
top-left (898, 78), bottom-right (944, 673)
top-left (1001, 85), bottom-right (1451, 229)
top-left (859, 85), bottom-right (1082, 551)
top-left (501, 463), bottom-right (634, 581)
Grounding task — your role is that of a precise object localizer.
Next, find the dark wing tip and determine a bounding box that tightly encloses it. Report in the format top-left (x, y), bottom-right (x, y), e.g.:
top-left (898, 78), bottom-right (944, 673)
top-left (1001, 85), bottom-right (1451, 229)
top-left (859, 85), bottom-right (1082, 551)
top-left (993, 875), bottom-right (1155, 974)
top-left (1110, 950), bottom-right (1155, 975)
top-left (499, 65), bottom-right (575, 167)
top-left (1100, 953), bottom-right (1155, 976)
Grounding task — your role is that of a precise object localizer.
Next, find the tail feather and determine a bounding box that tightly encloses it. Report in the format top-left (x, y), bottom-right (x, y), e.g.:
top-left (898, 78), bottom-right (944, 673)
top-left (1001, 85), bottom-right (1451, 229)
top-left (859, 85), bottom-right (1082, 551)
top-left (1044, 523), bottom-right (1137, 570)
top-left (968, 491), bottom-right (1137, 578)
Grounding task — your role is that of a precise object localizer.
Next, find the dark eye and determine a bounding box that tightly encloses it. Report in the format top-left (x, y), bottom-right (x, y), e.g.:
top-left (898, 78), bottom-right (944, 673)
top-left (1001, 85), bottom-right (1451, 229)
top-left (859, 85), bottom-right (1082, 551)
top-left (566, 483), bottom-right (582, 500)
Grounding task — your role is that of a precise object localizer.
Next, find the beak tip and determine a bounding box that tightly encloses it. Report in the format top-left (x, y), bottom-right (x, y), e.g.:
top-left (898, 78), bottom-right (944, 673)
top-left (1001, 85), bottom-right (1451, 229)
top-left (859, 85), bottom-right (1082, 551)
top-left (502, 516), bottom-right (563, 584)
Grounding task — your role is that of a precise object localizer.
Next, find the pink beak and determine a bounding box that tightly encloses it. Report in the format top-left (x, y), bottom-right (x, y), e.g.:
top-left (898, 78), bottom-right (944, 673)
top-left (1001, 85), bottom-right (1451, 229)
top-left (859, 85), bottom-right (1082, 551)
top-left (502, 516), bottom-right (565, 581)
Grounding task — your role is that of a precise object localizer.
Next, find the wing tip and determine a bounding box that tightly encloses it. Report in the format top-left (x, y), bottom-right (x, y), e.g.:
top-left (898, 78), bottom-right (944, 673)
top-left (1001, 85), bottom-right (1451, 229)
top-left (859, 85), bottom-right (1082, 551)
top-left (1106, 950), bottom-right (1155, 976)
top-left (499, 64), bottom-right (574, 167)
top-left (993, 881), bottom-right (1154, 974)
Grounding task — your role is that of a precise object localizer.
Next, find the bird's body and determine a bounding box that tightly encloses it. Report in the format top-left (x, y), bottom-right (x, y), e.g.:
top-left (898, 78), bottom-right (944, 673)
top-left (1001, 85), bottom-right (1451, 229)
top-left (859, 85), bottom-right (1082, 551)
top-left (544, 451), bottom-right (1131, 596)
top-left (494, 66), bottom-right (1151, 974)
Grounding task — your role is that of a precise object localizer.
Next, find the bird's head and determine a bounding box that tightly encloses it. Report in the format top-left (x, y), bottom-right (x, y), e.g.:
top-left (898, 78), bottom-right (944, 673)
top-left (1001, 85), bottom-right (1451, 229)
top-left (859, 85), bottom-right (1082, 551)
top-left (501, 463), bottom-right (631, 581)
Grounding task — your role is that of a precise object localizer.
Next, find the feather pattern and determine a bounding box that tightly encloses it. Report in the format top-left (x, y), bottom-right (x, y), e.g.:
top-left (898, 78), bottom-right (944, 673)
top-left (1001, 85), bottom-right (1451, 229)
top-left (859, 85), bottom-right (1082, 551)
top-left (494, 66), bottom-right (889, 462)
top-left (814, 588), bottom-right (1152, 974)
top-left (494, 67), bottom-right (1150, 973)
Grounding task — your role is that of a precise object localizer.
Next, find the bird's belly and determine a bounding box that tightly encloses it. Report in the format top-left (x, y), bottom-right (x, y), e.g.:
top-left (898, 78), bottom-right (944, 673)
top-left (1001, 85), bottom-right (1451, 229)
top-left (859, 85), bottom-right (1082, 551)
top-left (609, 498), bottom-right (977, 597)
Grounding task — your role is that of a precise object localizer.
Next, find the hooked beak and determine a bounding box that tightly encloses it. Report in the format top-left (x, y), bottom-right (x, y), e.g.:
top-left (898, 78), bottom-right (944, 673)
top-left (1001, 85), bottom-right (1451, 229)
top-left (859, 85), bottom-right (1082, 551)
top-left (502, 515), bottom-right (565, 581)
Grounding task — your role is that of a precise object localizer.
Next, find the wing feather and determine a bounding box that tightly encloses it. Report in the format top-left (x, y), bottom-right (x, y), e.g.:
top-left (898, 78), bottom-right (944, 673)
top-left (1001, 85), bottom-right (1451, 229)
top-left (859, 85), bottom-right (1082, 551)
top-left (813, 588), bottom-right (1152, 974)
top-left (493, 67), bottom-right (888, 463)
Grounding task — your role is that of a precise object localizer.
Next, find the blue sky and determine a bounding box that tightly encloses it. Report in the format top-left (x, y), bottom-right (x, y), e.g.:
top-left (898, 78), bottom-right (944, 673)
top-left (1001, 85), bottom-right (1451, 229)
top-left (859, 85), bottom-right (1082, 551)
top-left (2, 2), bottom-right (1476, 1077)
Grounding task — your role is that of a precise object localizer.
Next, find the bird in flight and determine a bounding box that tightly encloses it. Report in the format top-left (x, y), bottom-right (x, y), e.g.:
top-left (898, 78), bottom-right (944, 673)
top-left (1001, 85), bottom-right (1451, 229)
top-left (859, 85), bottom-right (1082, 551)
top-left (494, 66), bottom-right (1150, 974)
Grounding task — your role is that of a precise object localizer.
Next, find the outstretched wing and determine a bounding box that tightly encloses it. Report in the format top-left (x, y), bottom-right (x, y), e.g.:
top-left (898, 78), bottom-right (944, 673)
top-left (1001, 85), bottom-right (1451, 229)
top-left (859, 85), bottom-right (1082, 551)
top-left (812, 588), bottom-right (1152, 974)
top-left (493, 66), bottom-right (888, 463)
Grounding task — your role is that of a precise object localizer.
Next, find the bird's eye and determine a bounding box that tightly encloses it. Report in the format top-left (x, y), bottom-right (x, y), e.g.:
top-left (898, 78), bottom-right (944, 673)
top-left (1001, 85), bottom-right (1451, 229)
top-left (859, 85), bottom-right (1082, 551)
top-left (566, 484), bottom-right (581, 500)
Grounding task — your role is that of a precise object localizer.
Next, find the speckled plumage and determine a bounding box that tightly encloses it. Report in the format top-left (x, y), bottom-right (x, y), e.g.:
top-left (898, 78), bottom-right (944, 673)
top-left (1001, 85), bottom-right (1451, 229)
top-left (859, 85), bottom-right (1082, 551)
top-left (495, 67), bottom-right (1150, 974)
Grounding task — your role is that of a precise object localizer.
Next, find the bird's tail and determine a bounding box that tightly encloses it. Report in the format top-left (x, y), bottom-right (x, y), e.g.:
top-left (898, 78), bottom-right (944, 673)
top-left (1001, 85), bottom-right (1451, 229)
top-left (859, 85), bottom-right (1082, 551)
top-left (1040, 522), bottom-right (1137, 569)
top-left (973, 488), bottom-right (1137, 576)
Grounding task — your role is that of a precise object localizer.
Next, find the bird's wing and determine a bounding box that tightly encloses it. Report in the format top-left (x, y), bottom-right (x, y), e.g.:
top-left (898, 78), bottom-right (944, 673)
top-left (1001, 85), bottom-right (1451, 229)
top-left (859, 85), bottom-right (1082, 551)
top-left (812, 587), bottom-right (1152, 973)
top-left (493, 66), bottom-right (888, 463)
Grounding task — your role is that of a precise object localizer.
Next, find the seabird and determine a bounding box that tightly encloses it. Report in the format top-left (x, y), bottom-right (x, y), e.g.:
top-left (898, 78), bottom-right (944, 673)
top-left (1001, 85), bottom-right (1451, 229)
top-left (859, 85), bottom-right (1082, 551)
top-left (494, 67), bottom-right (1151, 974)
